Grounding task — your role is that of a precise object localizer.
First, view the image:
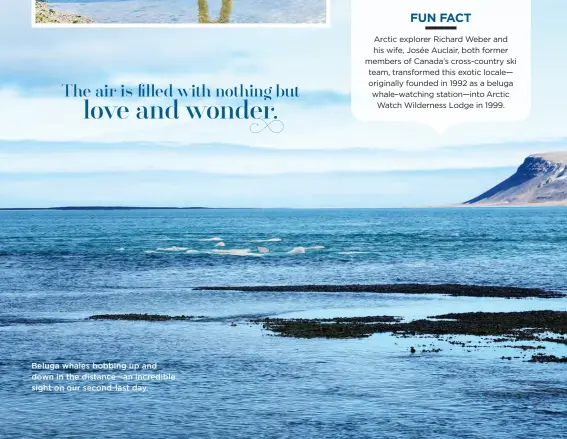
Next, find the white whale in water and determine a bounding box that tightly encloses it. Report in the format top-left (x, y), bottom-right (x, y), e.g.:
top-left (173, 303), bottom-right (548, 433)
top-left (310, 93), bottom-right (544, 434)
top-left (256, 246), bottom-right (270, 253)
top-left (250, 238), bottom-right (282, 243)
top-left (212, 249), bottom-right (261, 257)
top-left (199, 237), bottom-right (223, 241)
top-left (216, 242), bottom-right (226, 247)
top-left (156, 246), bottom-right (188, 252)
top-left (287, 247), bottom-right (306, 254)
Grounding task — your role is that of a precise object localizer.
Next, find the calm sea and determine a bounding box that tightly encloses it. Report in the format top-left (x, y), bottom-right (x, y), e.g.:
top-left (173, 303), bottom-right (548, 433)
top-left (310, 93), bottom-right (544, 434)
top-left (1, 208), bottom-right (566, 438)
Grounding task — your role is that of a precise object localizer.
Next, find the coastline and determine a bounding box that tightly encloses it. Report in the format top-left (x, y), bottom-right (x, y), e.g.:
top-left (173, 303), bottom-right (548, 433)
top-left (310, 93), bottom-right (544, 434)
top-left (405, 201), bottom-right (567, 209)
top-left (1, 203), bottom-right (567, 210)
top-left (35, 0), bottom-right (94, 24)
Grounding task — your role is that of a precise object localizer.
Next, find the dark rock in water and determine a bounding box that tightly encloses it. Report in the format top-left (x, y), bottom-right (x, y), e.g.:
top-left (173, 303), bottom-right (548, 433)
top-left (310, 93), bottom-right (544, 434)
top-left (528, 354), bottom-right (567, 363)
top-left (428, 311), bottom-right (567, 335)
top-left (252, 311), bottom-right (567, 343)
top-left (540, 337), bottom-right (567, 345)
top-left (195, 283), bottom-right (563, 299)
top-left (251, 315), bottom-right (402, 339)
top-left (88, 314), bottom-right (196, 321)
top-left (500, 345), bottom-right (546, 350)
top-left (465, 152), bottom-right (567, 205)
top-left (318, 315), bottom-right (402, 323)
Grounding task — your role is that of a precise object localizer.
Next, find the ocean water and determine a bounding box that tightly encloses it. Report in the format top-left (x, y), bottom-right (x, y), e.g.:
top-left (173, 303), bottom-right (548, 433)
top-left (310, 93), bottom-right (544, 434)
top-left (1, 208), bottom-right (567, 438)
top-left (48, 0), bottom-right (327, 24)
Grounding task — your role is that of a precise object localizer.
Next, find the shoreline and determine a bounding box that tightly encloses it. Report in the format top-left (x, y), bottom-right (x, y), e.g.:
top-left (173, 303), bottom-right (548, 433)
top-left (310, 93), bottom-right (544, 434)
top-left (431, 201), bottom-right (567, 208)
top-left (2, 203), bottom-right (567, 210)
top-left (35, 0), bottom-right (94, 24)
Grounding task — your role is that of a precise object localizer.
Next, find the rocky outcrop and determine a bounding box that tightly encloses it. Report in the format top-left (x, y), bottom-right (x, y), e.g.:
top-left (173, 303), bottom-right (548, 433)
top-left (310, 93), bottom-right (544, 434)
top-left (35, 1), bottom-right (94, 24)
top-left (88, 314), bottom-right (199, 321)
top-left (465, 152), bottom-right (567, 205)
top-left (251, 310), bottom-right (567, 341)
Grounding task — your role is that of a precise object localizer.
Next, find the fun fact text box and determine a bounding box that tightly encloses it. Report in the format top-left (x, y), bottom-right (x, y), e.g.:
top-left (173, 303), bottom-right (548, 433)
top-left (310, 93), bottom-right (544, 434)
top-left (350, 0), bottom-right (532, 133)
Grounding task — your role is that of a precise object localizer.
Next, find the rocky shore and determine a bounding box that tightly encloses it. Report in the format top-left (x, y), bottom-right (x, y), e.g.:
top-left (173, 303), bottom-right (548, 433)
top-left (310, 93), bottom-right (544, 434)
top-left (252, 311), bottom-right (567, 363)
top-left (195, 283), bottom-right (564, 299)
top-left (89, 313), bottom-right (198, 321)
top-left (87, 311), bottom-right (567, 362)
top-left (35, 1), bottom-right (94, 24)
top-left (528, 354), bottom-right (567, 363)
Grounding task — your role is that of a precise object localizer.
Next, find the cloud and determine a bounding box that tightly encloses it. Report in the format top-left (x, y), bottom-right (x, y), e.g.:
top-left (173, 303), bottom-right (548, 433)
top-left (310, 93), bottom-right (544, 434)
top-left (0, 167), bottom-right (514, 208)
top-left (1, 138), bottom-right (565, 175)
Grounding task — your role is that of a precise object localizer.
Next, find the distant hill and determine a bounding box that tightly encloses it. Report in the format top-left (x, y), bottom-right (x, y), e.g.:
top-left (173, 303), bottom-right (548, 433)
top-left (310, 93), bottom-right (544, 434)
top-left (0, 206), bottom-right (210, 211)
top-left (465, 152), bottom-right (567, 205)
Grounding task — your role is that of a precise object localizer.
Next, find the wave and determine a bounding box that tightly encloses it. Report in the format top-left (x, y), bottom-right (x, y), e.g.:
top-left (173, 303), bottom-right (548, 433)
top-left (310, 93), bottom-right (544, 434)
top-left (286, 246), bottom-right (324, 253)
top-left (211, 249), bottom-right (262, 257)
top-left (156, 246), bottom-right (189, 252)
top-left (250, 238), bottom-right (282, 243)
top-left (338, 251), bottom-right (369, 255)
top-left (143, 245), bottom-right (334, 256)
top-left (0, 316), bottom-right (77, 326)
top-left (199, 237), bottom-right (223, 241)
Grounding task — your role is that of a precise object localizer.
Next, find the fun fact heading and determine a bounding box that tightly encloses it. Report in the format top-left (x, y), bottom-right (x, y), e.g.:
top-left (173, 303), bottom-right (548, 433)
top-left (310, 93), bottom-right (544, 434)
top-left (410, 13), bottom-right (472, 23)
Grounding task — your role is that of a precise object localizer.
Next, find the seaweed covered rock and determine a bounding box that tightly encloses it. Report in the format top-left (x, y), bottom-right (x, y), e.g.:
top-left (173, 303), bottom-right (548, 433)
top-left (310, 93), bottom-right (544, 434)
top-left (528, 354), bottom-right (567, 363)
top-left (89, 314), bottom-right (196, 321)
top-left (253, 311), bottom-right (567, 342)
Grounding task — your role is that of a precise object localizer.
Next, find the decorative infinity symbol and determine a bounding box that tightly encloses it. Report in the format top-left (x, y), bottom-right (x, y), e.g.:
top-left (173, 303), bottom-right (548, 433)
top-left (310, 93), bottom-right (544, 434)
top-left (249, 119), bottom-right (285, 134)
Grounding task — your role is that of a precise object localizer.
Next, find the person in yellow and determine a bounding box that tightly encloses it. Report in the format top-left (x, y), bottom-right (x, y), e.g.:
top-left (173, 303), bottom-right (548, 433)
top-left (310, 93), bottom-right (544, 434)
top-left (198, 0), bottom-right (233, 23)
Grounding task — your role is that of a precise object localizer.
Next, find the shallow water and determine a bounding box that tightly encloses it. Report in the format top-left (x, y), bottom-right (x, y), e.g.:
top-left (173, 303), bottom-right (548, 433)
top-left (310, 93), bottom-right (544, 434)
top-left (49, 0), bottom-right (327, 24)
top-left (1, 208), bottom-right (566, 438)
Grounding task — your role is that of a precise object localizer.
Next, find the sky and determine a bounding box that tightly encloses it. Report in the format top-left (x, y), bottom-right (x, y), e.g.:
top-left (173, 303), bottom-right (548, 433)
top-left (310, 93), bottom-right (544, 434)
top-left (0, 0), bottom-right (566, 207)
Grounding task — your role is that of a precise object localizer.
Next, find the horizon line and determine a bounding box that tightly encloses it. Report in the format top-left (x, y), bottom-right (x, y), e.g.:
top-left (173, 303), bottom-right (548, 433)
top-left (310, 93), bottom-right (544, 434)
top-left (1, 204), bottom-right (565, 211)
